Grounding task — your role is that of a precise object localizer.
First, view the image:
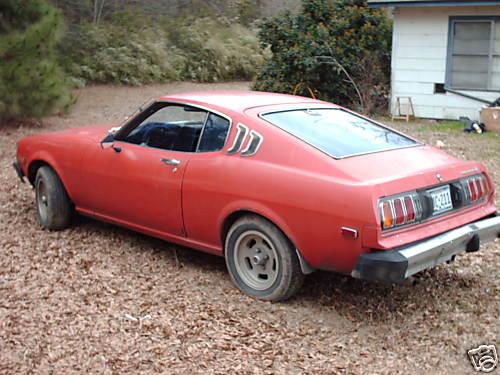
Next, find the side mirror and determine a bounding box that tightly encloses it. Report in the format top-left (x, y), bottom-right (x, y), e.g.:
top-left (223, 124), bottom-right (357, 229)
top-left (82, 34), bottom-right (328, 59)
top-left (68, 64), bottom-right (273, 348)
top-left (101, 126), bottom-right (124, 152)
top-left (100, 138), bottom-right (121, 153)
top-left (100, 132), bottom-right (114, 147)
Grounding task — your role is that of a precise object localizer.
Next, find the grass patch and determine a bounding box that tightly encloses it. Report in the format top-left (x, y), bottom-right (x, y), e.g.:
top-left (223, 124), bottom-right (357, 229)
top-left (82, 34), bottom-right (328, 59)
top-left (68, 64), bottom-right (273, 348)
top-left (379, 117), bottom-right (500, 139)
top-left (417, 120), bottom-right (500, 140)
top-left (418, 121), bottom-right (464, 132)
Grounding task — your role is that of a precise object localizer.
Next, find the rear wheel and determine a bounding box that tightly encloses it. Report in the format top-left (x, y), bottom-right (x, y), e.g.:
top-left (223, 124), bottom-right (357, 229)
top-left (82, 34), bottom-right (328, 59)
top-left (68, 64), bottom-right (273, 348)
top-left (225, 216), bottom-right (304, 301)
top-left (35, 166), bottom-right (72, 230)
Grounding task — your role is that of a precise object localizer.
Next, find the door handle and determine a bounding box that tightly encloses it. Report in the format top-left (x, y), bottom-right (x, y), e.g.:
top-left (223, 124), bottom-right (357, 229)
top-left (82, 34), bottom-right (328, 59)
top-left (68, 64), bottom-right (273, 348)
top-left (161, 158), bottom-right (181, 166)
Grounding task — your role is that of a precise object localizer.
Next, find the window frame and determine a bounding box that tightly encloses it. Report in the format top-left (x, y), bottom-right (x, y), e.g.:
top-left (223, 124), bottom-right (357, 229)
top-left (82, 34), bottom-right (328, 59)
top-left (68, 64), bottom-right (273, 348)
top-left (446, 16), bottom-right (500, 92)
top-left (114, 101), bottom-right (233, 153)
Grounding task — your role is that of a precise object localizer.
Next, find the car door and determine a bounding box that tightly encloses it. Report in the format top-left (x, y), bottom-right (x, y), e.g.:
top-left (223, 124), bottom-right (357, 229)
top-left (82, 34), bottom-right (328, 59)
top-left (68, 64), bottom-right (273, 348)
top-left (79, 103), bottom-right (208, 238)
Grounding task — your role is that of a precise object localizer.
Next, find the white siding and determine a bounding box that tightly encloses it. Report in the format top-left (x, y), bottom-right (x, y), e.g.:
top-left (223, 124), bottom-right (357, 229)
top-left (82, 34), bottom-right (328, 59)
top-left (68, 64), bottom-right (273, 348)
top-left (391, 6), bottom-right (500, 120)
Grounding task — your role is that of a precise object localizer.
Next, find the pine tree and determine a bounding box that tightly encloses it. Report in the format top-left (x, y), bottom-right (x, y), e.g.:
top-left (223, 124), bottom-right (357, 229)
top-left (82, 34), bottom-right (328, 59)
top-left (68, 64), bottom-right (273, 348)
top-left (0, 0), bottom-right (71, 121)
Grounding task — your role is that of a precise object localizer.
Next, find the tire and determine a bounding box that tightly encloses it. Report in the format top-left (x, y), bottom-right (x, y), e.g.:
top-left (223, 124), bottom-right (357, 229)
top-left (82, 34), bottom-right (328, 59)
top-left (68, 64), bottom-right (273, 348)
top-left (35, 166), bottom-right (73, 230)
top-left (225, 215), bottom-right (304, 301)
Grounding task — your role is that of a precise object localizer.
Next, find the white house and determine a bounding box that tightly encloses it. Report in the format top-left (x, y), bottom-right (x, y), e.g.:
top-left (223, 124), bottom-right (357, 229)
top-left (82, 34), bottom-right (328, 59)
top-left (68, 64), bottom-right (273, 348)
top-left (368, 0), bottom-right (500, 120)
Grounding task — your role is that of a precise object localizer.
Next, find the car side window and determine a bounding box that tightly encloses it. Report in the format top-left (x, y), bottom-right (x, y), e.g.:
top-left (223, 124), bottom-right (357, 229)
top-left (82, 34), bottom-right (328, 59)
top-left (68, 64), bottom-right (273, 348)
top-left (123, 104), bottom-right (208, 152)
top-left (197, 113), bottom-right (230, 152)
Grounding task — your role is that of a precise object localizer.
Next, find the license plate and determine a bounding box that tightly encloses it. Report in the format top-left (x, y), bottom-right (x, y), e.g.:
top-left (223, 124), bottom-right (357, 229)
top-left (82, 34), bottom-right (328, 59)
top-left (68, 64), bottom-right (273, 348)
top-left (429, 185), bottom-right (453, 214)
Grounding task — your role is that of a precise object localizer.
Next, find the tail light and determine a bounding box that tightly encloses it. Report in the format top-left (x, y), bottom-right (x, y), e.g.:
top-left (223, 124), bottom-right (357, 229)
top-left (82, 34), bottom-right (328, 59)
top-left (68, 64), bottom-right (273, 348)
top-left (379, 192), bottom-right (422, 230)
top-left (461, 174), bottom-right (490, 204)
top-left (380, 173), bottom-right (491, 231)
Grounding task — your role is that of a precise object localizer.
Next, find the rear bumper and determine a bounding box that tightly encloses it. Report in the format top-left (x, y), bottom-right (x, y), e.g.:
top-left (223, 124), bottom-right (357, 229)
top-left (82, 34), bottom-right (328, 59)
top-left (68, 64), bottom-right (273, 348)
top-left (352, 214), bottom-right (500, 283)
top-left (13, 161), bottom-right (25, 183)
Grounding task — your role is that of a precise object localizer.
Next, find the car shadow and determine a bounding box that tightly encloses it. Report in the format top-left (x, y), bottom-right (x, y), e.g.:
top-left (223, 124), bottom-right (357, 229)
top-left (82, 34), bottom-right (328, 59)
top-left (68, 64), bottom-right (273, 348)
top-left (74, 214), bottom-right (486, 324)
top-left (74, 214), bottom-right (228, 272)
top-left (295, 266), bottom-right (485, 324)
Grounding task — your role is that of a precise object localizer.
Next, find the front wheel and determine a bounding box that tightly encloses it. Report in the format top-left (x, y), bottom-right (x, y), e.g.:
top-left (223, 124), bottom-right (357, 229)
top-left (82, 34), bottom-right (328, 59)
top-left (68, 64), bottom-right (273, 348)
top-left (225, 216), bottom-right (304, 301)
top-left (35, 166), bottom-right (73, 230)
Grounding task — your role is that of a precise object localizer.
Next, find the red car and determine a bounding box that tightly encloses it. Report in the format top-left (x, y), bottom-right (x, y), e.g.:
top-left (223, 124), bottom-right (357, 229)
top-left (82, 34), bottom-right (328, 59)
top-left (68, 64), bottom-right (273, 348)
top-left (14, 91), bottom-right (500, 301)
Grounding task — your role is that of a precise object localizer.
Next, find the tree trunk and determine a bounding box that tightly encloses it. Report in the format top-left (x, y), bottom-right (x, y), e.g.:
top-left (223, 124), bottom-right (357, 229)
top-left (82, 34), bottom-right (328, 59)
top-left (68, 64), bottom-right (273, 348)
top-left (93, 0), bottom-right (105, 25)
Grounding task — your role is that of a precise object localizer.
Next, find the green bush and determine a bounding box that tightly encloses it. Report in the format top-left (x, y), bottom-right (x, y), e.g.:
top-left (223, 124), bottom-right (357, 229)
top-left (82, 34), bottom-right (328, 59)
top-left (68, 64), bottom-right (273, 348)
top-left (235, 0), bottom-right (262, 26)
top-left (168, 17), bottom-right (267, 82)
top-left (60, 22), bottom-right (182, 86)
top-left (60, 12), bottom-right (266, 86)
top-left (253, 0), bottom-right (392, 114)
top-left (0, 0), bottom-right (72, 120)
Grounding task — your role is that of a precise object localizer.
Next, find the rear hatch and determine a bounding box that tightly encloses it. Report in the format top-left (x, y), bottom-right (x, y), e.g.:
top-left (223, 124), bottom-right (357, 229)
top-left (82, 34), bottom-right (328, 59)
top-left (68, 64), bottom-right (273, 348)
top-left (336, 145), bottom-right (496, 249)
top-left (336, 145), bottom-right (477, 191)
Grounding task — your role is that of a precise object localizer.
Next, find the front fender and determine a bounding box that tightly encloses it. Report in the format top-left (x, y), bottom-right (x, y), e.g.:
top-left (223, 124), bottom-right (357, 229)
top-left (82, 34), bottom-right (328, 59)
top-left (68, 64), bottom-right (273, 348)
top-left (27, 151), bottom-right (65, 183)
top-left (25, 149), bottom-right (79, 201)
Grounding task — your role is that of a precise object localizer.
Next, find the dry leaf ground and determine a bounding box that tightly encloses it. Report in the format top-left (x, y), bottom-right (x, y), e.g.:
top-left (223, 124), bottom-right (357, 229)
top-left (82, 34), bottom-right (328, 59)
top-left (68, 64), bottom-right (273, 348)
top-left (1, 82), bottom-right (498, 374)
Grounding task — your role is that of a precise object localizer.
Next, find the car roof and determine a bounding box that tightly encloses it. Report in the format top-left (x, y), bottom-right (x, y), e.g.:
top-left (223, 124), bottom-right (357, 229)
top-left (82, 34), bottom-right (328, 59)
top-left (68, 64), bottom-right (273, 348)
top-left (159, 90), bottom-right (328, 112)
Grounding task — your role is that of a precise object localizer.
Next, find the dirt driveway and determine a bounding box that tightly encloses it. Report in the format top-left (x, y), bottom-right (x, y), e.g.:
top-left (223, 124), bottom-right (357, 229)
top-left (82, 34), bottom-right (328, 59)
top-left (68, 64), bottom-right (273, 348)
top-left (1, 82), bottom-right (498, 374)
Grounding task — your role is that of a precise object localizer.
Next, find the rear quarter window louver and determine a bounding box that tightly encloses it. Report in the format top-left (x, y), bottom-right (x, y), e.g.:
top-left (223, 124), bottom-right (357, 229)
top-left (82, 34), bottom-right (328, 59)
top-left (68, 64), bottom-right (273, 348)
top-left (241, 130), bottom-right (263, 157)
top-left (227, 123), bottom-right (248, 155)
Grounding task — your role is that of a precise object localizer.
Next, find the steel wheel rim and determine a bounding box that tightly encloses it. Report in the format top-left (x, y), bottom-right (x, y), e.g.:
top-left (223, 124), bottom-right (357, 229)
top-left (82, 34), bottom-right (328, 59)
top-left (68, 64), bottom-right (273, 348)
top-left (36, 179), bottom-right (48, 223)
top-left (233, 230), bottom-right (279, 291)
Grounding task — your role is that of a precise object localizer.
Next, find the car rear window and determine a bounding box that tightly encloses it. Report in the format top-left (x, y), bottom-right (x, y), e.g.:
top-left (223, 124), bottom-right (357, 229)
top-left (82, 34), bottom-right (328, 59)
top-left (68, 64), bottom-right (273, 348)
top-left (261, 109), bottom-right (417, 158)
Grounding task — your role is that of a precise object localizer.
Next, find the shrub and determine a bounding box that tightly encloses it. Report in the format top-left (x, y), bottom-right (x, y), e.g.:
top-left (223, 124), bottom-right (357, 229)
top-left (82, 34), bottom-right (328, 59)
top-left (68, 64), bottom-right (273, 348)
top-left (60, 22), bottom-right (182, 86)
top-left (167, 17), bottom-right (267, 82)
top-left (235, 0), bottom-right (262, 26)
top-left (61, 15), bottom-right (266, 85)
top-left (253, 0), bottom-right (392, 114)
top-left (0, 0), bottom-right (72, 120)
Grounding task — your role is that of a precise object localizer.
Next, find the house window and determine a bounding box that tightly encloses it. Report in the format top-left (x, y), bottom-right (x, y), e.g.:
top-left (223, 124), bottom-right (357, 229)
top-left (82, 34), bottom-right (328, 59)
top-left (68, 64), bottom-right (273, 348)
top-left (448, 18), bottom-right (500, 91)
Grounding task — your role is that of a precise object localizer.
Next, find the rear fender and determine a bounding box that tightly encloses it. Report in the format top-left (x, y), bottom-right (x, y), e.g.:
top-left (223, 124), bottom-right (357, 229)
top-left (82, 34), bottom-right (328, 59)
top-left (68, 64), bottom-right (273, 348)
top-left (217, 200), bottom-right (315, 272)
